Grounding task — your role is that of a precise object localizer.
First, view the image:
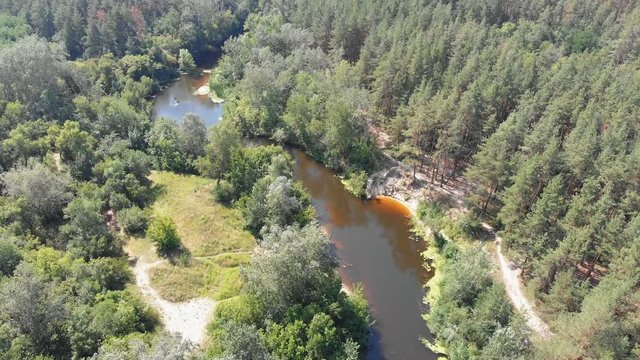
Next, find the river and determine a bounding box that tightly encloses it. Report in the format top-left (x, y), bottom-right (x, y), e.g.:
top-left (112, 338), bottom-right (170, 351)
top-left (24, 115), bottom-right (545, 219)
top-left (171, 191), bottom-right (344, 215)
top-left (154, 73), bottom-right (439, 360)
top-left (152, 71), bottom-right (224, 127)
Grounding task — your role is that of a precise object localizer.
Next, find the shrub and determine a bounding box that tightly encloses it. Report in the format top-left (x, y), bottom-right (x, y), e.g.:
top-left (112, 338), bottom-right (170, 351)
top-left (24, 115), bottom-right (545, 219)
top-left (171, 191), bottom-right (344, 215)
top-left (146, 216), bottom-right (181, 255)
top-left (213, 180), bottom-right (236, 205)
top-left (0, 239), bottom-right (22, 276)
top-left (343, 171), bottom-right (368, 198)
top-left (118, 207), bottom-right (148, 235)
top-left (109, 192), bottom-right (132, 211)
top-left (458, 212), bottom-right (482, 239)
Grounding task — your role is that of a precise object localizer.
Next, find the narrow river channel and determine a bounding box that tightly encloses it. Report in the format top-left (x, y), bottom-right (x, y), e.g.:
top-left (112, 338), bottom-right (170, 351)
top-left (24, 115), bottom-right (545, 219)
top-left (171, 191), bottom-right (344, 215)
top-left (154, 72), bottom-right (439, 360)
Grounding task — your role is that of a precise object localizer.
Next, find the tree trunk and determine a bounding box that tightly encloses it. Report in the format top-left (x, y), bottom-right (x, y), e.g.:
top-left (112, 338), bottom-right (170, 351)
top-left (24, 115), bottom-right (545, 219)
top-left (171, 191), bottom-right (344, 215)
top-left (586, 252), bottom-right (601, 280)
top-left (412, 161), bottom-right (417, 183)
top-left (432, 160), bottom-right (439, 184)
top-left (443, 158), bottom-right (459, 185)
top-left (481, 186), bottom-right (496, 214)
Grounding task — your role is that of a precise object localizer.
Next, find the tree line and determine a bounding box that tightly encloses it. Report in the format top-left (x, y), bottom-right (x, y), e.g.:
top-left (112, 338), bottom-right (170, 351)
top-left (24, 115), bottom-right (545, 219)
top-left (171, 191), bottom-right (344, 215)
top-left (3, 0), bottom-right (640, 358)
top-left (0, 1), bottom-right (371, 358)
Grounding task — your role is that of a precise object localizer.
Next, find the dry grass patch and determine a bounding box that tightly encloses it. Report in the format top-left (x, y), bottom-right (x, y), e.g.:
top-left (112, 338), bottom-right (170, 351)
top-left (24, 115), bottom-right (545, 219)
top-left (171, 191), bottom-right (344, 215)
top-left (134, 171), bottom-right (256, 303)
top-left (149, 254), bottom-right (250, 302)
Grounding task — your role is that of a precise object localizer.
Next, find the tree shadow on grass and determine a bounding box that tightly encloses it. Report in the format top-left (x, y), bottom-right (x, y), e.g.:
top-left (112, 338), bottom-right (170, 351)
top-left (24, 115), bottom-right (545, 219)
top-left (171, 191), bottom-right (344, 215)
top-left (145, 182), bottom-right (168, 206)
top-left (161, 245), bottom-right (193, 267)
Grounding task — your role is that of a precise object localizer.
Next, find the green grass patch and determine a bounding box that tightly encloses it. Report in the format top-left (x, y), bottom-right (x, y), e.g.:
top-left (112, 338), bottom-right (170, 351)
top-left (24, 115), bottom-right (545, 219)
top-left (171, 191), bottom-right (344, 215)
top-left (149, 261), bottom-right (206, 302)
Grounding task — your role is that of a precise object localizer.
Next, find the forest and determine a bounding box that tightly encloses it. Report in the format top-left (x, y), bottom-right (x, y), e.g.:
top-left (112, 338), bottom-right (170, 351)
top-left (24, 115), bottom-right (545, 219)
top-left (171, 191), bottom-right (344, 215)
top-left (1, 0), bottom-right (640, 359)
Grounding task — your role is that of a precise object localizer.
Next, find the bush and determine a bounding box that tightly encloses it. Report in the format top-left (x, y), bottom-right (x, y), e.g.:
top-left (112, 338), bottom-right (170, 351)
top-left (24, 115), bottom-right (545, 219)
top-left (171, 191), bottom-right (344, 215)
top-left (118, 207), bottom-right (148, 235)
top-left (458, 212), bottom-right (482, 239)
top-left (343, 171), bottom-right (368, 198)
top-left (0, 239), bottom-right (22, 276)
top-left (213, 180), bottom-right (236, 205)
top-left (146, 216), bottom-right (181, 255)
top-left (109, 192), bottom-right (133, 211)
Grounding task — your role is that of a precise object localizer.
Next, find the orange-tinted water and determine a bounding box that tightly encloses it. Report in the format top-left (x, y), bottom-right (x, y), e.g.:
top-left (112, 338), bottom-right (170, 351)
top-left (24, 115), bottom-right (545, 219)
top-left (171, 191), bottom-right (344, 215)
top-left (154, 78), bottom-right (439, 359)
top-left (292, 149), bottom-right (437, 360)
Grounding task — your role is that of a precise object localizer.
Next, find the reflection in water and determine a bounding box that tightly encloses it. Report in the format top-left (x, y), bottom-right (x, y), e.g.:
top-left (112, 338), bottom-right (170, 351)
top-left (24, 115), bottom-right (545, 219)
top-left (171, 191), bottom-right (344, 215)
top-left (292, 150), bottom-right (438, 360)
top-left (152, 72), bottom-right (224, 127)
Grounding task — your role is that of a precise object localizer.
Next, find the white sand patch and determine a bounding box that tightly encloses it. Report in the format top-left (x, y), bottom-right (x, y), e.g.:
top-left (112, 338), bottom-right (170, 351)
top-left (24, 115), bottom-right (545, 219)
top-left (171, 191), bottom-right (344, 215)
top-left (193, 84), bottom-right (211, 96)
top-left (132, 259), bottom-right (216, 344)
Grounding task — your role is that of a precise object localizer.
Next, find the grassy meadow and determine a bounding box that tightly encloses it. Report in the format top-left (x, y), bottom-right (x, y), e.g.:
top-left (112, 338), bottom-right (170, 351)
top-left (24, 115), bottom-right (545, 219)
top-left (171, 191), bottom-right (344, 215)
top-left (127, 171), bottom-right (255, 302)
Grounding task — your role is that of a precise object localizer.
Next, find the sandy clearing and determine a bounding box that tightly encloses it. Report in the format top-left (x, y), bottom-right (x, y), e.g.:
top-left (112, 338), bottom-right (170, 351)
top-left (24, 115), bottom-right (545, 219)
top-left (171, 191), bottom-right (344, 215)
top-left (132, 259), bottom-right (216, 344)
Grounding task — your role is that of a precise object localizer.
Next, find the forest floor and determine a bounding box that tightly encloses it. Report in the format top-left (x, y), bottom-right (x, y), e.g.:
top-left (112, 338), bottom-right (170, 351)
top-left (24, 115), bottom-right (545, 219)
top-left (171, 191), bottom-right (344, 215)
top-left (367, 128), bottom-right (553, 339)
top-left (125, 171), bottom-right (256, 344)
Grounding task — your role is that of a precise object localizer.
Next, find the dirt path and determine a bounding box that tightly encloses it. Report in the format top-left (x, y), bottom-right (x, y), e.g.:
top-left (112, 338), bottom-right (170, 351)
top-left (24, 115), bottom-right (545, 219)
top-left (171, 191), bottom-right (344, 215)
top-left (481, 223), bottom-right (553, 339)
top-left (132, 259), bottom-right (216, 344)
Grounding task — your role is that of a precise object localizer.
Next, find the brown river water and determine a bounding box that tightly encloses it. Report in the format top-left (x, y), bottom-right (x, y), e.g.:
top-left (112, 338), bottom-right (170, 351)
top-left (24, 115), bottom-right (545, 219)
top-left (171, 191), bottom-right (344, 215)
top-left (154, 73), bottom-right (439, 360)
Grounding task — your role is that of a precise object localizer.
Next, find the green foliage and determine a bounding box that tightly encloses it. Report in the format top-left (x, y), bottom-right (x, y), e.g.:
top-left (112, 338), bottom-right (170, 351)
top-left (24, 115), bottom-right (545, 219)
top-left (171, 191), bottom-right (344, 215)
top-left (0, 161), bottom-right (73, 223)
top-left (117, 206), bottom-right (148, 235)
top-left (243, 175), bottom-right (312, 236)
top-left (213, 180), bottom-right (236, 205)
top-left (343, 171), bottom-right (368, 198)
top-left (0, 14), bottom-right (30, 46)
top-left (60, 195), bottom-right (122, 260)
top-left (417, 202), bottom-right (445, 235)
top-left (178, 48), bottom-right (196, 74)
top-left (426, 245), bottom-right (530, 359)
top-left (198, 118), bottom-right (242, 181)
top-left (224, 145), bottom-right (291, 200)
top-left (221, 323), bottom-right (271, 360)
top-left (146, 216), bottom-right (181, 255)
top-left (208, 138), bottom-right (369, 359)
top-left (93, 332), bottom-right (189, 359)
top-left (0, 238), bottom-right (21, 276)
top-left (566, 29), bottom-right (599, 53)
top-left (179, 113), bottom-right (207, 159)
top-left (0, 36), bottom-right (79, 120)
top-left (0, 2), bottom-right (257, 358)
top-left (243, 224), bottom-right (340, 318)
top-left (147, 118), bottom-right (191, 173)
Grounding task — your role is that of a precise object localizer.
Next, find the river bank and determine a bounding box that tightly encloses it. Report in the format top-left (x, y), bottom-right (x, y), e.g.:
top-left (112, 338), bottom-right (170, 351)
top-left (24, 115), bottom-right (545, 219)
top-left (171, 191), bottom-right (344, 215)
top-left (365, 142), bottom-right (553, 345)
top-left (291, 149), bottom-right (439, 360)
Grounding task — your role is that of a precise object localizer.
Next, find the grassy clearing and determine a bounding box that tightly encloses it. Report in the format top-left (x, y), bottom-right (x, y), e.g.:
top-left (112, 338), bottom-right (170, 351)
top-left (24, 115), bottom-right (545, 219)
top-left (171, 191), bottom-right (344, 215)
top-left (148, 171), bottom-right (255, 257)
top-left (128, 171), bottom-right (256, 302)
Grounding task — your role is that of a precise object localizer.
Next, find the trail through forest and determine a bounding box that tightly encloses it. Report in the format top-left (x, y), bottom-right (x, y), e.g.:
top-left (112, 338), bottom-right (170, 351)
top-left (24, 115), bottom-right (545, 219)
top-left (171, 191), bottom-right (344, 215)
top-left (131, 259), bottom-right (216, 344)
top-left (482, 223), bottom-right (554, 339)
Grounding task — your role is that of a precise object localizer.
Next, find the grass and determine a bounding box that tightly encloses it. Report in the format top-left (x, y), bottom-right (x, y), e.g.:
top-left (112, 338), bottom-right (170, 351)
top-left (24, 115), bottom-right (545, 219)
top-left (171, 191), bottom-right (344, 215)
top-left (148, 171), bottom-right (255, 257)
top-left (148, 253), bottom-right (250, 302)
top-left (128, 171), bottom-right (256, 302)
